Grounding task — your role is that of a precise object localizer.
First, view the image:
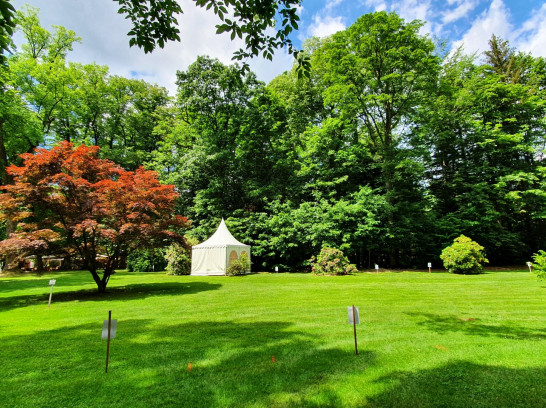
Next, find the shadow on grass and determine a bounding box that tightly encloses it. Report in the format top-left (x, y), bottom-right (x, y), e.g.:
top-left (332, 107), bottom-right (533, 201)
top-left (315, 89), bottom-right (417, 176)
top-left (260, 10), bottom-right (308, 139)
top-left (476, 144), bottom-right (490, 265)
top-left (367, 361), bottom-right (545, 408)
top-left (0, 281), bottom-right (222, 311)
top-left (0, 270), bottom-right (156, 293)
top-left (407, 312), bottom-right (546, 341)
top-left (2, 319), bottom-right (375, 407)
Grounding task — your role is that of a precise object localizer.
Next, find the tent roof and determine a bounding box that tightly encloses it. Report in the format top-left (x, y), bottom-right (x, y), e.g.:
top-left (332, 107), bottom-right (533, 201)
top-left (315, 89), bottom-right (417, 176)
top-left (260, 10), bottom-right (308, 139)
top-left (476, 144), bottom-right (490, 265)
top-left (193, 218), bottom-right (249, 248)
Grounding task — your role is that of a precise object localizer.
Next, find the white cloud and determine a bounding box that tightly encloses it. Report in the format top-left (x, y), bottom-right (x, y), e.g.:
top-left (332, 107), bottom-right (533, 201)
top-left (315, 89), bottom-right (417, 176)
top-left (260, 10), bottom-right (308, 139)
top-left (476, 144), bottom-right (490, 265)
top-left (514, 3), bottom-right (546, 58)
top-left (307, 14), bottom-right (346, 38)
top-left (11, 0), bottom-right (293, 95)
top-left (442, 0), bottom-right (479, 24)
top-left (248, 47), bottom-right (295, 83)
top-left (362, 0), bottom-right (388, 12)
top-left (451, 0), bottom-right (513, 56)
top-left (325, 0), bottom-right (344, 10)
top-left (392, 0), bottom-right (432, 23)
top-left (389, 0), bottom-right (435, 36)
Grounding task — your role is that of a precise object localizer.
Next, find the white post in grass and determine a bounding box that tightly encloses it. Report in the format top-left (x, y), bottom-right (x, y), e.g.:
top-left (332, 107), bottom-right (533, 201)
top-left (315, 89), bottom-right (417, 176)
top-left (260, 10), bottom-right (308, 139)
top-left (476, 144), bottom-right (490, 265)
top-left (527, 262), bottom-right (532, 274)
top-left (348, 305), bottom-right (360, 355)
top-left (102, 310), bottom-right (118, 373)
top-left (428, 262), bottom-right (432, 273)
top-left (48, 279), bottom-right (56, 308)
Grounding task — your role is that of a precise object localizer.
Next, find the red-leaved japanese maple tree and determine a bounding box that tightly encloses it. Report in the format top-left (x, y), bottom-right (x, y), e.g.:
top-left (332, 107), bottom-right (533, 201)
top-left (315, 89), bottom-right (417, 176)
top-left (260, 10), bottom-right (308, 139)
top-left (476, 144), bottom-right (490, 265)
top-left (0, 141), bottom-right (189, 292)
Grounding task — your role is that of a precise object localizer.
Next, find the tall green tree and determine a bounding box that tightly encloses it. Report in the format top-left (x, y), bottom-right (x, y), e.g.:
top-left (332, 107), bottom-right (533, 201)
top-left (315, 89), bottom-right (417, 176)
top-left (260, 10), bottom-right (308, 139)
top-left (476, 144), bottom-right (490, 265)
top-left (315, 12), bottom-right (440, 266)
top-left (318, 12), bottom-right (439, 194)
top-left (414, 42), bottom-right (546, 263)
top-left (10, 6), bottom-right (81, 145)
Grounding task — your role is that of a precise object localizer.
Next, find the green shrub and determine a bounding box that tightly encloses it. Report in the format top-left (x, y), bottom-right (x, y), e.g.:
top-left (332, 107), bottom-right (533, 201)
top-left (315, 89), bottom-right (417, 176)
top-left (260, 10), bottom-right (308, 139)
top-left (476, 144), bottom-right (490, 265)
top-left (531, 250), bottom-right (546, 280)
top-left (165, 243), bottom-right (191, 275)
top-left (127, 249), bottom-right (167, 272)
top-left (440, 235), bottom-right (488, 275)
top-left (227, 252), bottom-right (250, 276)
top-left (310, 247), bottom-right (357, 276)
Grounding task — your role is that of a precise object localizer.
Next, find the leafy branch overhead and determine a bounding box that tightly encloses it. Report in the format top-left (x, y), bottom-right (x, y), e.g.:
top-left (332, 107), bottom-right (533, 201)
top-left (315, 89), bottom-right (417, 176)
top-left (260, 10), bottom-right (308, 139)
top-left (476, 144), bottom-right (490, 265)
top-left (0, 0), bottom-right (16, 62)
top-left (113, 0), bottom-right (309, 76)
top-left (114, 0), bottom-right (183, 52)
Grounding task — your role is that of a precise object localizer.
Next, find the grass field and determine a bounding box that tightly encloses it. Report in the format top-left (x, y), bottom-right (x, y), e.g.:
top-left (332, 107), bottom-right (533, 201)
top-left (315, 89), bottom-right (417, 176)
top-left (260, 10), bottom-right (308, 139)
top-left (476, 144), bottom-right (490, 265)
top-left (1, 269), bottom-right (545, 407)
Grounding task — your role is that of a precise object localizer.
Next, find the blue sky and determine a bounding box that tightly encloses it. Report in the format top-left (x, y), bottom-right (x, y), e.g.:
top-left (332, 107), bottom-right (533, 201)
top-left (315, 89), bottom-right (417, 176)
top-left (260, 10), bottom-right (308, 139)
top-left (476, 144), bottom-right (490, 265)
top-left (12, 0), bottom-right (546, 95)
top-left (294, 0), bottom-right (545, 56)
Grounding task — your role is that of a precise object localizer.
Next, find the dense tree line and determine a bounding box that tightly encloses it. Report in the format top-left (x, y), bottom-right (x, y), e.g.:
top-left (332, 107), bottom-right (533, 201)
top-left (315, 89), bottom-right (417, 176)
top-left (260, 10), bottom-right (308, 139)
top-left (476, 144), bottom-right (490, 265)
top-left (1, 8), bottom-right (545, 271)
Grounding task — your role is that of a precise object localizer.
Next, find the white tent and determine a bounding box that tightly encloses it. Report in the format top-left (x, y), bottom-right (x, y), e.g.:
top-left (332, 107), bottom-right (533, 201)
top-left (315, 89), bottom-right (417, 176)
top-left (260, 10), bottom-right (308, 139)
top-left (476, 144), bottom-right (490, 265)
top-left (191, 218), bottom-right (251, 276)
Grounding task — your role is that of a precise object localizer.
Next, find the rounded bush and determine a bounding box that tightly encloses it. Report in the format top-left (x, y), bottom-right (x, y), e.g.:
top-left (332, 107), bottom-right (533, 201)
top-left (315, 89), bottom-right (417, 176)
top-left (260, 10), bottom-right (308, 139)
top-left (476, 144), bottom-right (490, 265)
top-left (165, 243), bottom-right (191, 275)
top-left (310, 247), bottom-right (357, 275)
top-left (227, 252), bottom-right (250, 276)
top-left (531, 250), bottom-right (546, 280)
top-left (440, 235), bottom-right (488, 275)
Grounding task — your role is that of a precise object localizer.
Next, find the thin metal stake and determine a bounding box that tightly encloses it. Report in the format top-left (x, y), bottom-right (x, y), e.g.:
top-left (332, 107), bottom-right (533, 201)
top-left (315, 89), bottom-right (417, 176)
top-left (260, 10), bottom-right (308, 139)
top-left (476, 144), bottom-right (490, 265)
top-left (106, 310), bottom-right (112, 373)
top-left (352, 305), bottom-right (358, 355)
top-left (48, 285), bottom-right (54, 308)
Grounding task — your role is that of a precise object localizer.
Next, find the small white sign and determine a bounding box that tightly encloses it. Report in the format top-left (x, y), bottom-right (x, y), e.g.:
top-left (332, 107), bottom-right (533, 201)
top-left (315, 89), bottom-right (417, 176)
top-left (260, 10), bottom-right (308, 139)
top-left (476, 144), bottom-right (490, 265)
top-left (348, 306), bottom-right (360, 324)
top-left (427, 263), bottom-right (432, 268)
top-left (275, 266), bottom-right (279, 272)
top-left (49, 279), bottom-right (56, 286)
top-left (526, 262), bottom-right (532, 267)
top-left (102, 319), bottom-right (118, 340)
top-left (374, 264), bottom-right (379, 270)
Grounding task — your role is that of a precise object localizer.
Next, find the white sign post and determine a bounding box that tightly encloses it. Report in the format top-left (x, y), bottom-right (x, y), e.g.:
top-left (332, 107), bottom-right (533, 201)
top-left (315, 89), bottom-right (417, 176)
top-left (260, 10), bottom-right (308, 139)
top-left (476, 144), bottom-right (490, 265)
top-left (428, 262), bottom-right (432, 273)
top-left (374, 264), bottom-right (379, 272)
top-left (275, 266), bottom-right (279, 273)
top-left (102, 310), bottom-right (118, 373)
top-left (526, 262), bottom-right (532, 273)
top-left (347, 305), bottom-right (360, 355)
top-left (48, 279), bottom-right (56, 308)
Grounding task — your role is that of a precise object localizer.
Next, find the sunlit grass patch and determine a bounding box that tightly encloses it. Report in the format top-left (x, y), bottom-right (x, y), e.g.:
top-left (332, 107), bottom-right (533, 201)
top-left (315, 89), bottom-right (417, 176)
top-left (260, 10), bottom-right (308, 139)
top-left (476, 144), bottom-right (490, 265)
top-left (1, 269), bottom-right (544, 407)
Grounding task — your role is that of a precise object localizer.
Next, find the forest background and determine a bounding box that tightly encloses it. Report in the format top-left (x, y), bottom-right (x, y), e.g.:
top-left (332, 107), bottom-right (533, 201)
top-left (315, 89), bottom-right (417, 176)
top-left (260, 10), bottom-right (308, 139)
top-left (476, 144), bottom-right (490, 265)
top-left (1, 6), bottom-right (545, 271)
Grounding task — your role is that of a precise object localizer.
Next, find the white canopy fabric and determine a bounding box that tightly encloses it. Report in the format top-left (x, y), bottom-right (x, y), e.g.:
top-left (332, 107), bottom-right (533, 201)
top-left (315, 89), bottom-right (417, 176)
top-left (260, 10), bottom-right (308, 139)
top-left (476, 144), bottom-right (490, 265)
top-left (191, 218), bottom-right (251, 276)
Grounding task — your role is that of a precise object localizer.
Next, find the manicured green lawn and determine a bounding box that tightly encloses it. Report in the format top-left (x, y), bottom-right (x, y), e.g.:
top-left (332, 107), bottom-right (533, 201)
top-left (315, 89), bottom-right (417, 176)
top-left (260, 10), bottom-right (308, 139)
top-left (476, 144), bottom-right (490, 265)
top-left (1, 269), bottom-right (544, 407)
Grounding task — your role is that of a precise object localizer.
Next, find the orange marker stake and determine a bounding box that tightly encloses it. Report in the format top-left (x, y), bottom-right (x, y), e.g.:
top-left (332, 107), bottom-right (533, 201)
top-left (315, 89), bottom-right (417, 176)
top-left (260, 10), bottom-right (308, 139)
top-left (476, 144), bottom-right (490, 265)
top-left (188, 362), bottom-right (192, 372)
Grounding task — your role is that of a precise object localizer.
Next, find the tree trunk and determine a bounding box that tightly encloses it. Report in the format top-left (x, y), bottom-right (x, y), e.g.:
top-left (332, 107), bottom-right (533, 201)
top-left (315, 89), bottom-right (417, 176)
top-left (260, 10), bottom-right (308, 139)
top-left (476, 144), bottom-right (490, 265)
top-left (61, 255), bottom-right (72, 270)
top-left (35, 255), bottom-right (44, 273)
top-left (90, 269), bottom-right (107, 293)
top-left (3, 220), bottom-right (19, 272)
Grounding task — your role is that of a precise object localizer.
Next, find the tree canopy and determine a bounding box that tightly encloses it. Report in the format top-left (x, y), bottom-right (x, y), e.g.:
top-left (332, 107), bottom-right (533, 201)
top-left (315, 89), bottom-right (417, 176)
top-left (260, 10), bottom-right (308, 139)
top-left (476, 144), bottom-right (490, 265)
top-left (1, 7), bottom-right (545, 274)
top-left (0, 142), bottom-right (189, 292)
